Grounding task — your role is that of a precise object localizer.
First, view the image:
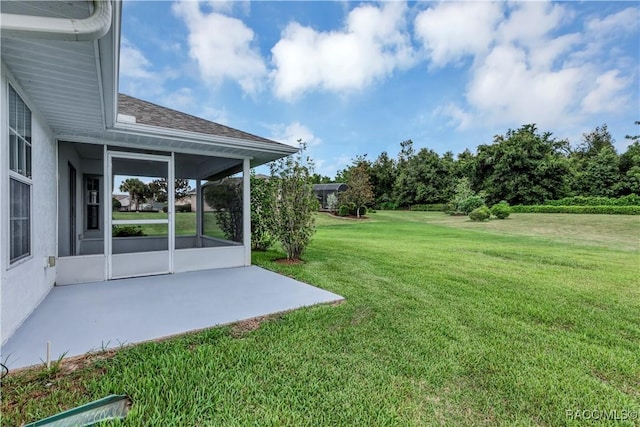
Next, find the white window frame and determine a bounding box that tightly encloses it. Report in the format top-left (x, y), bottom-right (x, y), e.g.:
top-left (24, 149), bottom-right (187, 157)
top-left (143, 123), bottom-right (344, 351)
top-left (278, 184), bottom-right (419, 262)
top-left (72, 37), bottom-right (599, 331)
top-left (8, 84), bottom-right (33, 264)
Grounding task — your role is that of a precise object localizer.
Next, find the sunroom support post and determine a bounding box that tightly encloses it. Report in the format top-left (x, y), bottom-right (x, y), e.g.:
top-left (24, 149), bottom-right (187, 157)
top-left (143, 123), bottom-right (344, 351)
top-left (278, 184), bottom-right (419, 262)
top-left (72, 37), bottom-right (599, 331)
top-left (196, 179), bottom-right (202, 248)
top-left (243, 158), bottom-right (251, 266)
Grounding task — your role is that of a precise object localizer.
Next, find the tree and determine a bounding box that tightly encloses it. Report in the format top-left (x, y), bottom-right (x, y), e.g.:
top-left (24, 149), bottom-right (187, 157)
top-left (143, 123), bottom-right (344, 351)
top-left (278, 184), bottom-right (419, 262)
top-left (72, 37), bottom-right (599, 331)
top-left (148, 178), bottom-right (192, 203)
top-left (309, 174), bottom-right (332, 184)
top-left (617, 141), bottom-right (640, 195)
top-left (369, 151), bottom-right (396, 205)
top-left (119, 178), bottom-right (149, 211)
top-left (340, 162), bottom-right (374, 218)
top-left (269, 141), bottom-right (318, 261)
top-left (474, 124), bottom-right (571, 205)
top-left (575, 124), bottom-right (615, 159)
top-left (575, 146), bottom-right (620, 197)
top-left (571, 125), bottom-right (620, 197)
top-left (203, 179), bottom-right (243, 242)
top-left (394, 147), bottom-right (454, 206)
top-left (624, 121), bottom-right (640, 142)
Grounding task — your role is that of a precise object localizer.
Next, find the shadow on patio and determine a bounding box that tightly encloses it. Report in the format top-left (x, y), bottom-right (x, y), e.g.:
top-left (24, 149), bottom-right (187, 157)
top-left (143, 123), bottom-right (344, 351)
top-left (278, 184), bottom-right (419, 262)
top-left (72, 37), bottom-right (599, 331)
top-left (1, 266), bottom-right (343, 370)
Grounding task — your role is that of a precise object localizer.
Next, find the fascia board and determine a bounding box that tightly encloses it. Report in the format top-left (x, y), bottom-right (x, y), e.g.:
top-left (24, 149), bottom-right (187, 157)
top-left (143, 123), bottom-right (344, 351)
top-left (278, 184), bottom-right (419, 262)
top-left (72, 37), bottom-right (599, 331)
top-left (109, 122), bottom-right (298, 156)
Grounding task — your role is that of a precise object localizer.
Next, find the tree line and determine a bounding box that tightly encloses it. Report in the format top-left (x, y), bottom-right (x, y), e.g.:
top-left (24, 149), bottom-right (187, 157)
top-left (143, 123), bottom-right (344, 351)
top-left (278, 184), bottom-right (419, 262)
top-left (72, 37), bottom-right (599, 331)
top-left (317, 122), bottom-right (640, 208)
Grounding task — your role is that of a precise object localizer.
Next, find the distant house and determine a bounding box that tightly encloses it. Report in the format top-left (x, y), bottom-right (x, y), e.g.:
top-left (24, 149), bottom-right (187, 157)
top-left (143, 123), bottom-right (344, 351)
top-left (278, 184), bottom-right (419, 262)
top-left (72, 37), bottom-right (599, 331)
top-left (176, 189), bottom-right (214, 212)
top-left (313, 183), bottom-right (348, 210)
top-left (113, 194), bottom-right (130, 211)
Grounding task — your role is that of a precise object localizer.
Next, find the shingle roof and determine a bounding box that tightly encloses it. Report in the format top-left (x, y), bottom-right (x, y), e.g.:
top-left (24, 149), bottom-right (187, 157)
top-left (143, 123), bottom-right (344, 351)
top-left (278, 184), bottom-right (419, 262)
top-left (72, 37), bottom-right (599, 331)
top-left (118, 94), bottom-right (288, 148)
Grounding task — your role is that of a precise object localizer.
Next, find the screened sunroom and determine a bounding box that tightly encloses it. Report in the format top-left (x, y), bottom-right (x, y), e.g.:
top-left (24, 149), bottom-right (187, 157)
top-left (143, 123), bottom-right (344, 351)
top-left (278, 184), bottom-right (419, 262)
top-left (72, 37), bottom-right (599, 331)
top-left (55, 95), bottom-right (296, 285)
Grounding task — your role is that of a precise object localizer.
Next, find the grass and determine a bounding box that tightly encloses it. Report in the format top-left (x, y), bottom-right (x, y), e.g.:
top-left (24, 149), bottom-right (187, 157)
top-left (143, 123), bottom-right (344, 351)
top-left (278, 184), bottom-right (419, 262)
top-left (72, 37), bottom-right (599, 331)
top-left (2, 212), bottom-right (638, 426)
top-left (112, 211), bottom-right (225, 239)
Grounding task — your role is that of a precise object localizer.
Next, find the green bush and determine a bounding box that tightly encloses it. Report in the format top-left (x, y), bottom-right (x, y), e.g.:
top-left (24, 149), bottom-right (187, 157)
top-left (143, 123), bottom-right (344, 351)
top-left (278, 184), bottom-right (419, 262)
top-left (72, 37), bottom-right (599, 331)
top-left (112, 225), bottom-right (145, 237)
top-left (469, 206), bottom-right (491, 221)
top-left (378, 201), bottom-right (398, 210)
top-left (176, 203), bottom-right (192, 213)
top-left (490, 201), bottom-right (511, 219)
top-left (511, 205), bottom-right (640, 215)
top-left (459, 195), bottom-right (485, 215)
top-left (545, 195), bottom-right (640, 206)
top-left (338, 205), bottom-right (350, 216)
top-left (163, 204), bottom-right (192, 213)
top-left (358, 206), bottom-right (367, 216)
top-left (410, 204), bottom-right (446, 212)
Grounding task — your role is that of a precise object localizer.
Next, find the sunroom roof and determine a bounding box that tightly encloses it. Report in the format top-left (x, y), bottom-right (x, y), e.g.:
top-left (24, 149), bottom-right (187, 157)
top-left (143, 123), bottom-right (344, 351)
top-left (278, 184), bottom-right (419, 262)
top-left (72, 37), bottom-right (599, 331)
top-left (118, 94), bottom-right (289, 149)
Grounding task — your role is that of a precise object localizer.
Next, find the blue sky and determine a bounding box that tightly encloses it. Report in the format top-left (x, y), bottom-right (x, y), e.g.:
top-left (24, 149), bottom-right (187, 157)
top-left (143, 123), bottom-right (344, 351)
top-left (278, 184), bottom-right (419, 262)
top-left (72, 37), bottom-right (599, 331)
top-left (120, 1), bottom-right (640, 178)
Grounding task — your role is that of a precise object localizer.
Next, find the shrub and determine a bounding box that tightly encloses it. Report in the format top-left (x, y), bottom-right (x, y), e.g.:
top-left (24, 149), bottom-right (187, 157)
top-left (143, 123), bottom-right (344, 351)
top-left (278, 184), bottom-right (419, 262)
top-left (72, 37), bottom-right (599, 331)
top-left (358, 206), bottom-right (367, 216)
top-left (338, 205), bottom-right (350, 216)
top-left (204, 181), bottom-right (243, 242)
top-left (469, 206), bottom-right (491, 221)
top-left (378, 201), bottom-right (398, 210)
top-left (545, 195), bottom-right (640, 206)
top-left (269, 141), bottom-right (318, 260)
top-left (490, 201), bottom-right (511, 219)
top-left (251, 174), bottom-right (276, 251)
top-left (459, 195), bottom-right (485, 215)
top-left (163, 204), bottom-right (192, 213)
top-left (175, 203), bottom-right (192, 213)
top-left (112, 225), bottom-right (145, 237)
top-left (510, 205), bottom-right (640, 215)
top-left (326, 192), bottom-right (339, 212)
top-left (112, 198), bottom-right (121, 211)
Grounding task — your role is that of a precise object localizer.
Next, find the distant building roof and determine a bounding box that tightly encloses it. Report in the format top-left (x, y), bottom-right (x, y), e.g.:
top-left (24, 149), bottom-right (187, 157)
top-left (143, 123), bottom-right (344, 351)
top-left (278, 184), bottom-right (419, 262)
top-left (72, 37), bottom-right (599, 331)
top-left (313, 183), bottom-right (347, 192)
top-left (118, 94), bottom-right (290, 148)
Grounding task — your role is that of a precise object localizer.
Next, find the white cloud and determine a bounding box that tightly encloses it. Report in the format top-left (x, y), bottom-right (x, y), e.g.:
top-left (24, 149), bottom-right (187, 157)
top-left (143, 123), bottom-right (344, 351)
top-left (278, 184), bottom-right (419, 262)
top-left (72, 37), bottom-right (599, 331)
top-left (586, 7), bottom-right (639, 36)
top-left (119, 37), bottom-right (169, 98)
top-left (466, 44), bottom-right (583, 128)
top-left (199, 105), bottom-right (230, 126)
top-left (172, 1), bottom-right (267, 94)
top-left (120, 37), bottom-right (154, 80)
top-left (206, 0), bottom-right (250, 16)
top-left (414, 2), bottom-right (502, 67)
top-left (434, 103), bottom-right (474, 130)
top-left (496, 1), bottom-right (568, 47)
top-left (268, 122), bottom-right (322, 147)
top-left (270, 2), bottom-right (415, 100)
top-left (421, 1), bottom-right (637, 131)
top-left (581, 70), bottom-right (631, 114)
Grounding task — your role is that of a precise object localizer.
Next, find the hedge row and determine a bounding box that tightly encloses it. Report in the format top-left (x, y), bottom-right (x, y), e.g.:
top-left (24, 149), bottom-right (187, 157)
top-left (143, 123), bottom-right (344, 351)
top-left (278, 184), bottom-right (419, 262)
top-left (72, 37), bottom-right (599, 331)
top-left (409, 204), bottom-right (446, 212)
top-left (545, 195), bottom-right (640, 206)
top-left (511, 205), bottom-right (640, 215)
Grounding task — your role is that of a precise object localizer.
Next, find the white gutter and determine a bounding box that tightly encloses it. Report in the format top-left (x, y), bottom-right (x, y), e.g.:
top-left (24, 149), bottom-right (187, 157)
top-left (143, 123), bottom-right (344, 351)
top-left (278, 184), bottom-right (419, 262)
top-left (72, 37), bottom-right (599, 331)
top-left (0, 0), bottom-right (112, 41)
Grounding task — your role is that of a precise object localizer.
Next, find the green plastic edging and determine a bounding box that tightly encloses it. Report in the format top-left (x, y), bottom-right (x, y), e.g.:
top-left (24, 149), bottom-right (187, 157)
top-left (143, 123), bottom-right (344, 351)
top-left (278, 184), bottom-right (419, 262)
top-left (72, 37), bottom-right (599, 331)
top-left (24, 394), bottom-right (130, 427)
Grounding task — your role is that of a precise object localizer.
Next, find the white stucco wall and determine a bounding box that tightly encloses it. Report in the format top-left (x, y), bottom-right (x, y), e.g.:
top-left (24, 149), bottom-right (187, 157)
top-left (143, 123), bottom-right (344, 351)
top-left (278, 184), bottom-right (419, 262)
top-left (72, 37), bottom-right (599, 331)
top-left (1, 66), bottom-right (57, 344)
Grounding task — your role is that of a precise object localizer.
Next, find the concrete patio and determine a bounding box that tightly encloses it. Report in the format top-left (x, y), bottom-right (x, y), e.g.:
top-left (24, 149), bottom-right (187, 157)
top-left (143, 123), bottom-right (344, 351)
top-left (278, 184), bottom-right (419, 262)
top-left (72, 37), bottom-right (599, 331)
top-left (1, 266), bottom-right (343, 370)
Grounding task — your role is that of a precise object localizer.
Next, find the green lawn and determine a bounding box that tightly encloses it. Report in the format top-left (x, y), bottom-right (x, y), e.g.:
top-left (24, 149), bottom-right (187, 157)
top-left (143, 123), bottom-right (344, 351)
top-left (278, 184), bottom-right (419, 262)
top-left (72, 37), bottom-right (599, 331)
top-left (2, 212), bottom-right (639, 426)
top-left (112, 211), bottom-right (225, 239)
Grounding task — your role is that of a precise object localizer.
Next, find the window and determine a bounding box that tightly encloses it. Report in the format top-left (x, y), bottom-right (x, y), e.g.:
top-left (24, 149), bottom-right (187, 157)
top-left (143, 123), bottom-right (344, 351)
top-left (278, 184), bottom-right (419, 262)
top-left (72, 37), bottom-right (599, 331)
top-left (85, 176), bottom-right (100, 230)
top-left (8, 85), bottom-right (32, 263)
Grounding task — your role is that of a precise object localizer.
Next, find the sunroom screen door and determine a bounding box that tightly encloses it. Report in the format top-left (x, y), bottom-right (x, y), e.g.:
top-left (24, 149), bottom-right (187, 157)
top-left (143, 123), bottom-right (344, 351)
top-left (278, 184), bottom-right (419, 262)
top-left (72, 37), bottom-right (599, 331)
top-left (106, 151), bottom-right (174, 279)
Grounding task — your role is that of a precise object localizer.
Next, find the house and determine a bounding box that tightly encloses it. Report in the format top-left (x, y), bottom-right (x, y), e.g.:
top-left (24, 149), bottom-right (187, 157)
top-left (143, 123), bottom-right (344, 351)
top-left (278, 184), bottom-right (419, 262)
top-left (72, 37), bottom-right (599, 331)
top-left (113, 194), bottom-right (130, 211)
top-left (313, 183), bottom-right (348, 210)
top-left (0, 1), bottom-right (297, 344)
top-left (176, 189), bottom-right (215, 213)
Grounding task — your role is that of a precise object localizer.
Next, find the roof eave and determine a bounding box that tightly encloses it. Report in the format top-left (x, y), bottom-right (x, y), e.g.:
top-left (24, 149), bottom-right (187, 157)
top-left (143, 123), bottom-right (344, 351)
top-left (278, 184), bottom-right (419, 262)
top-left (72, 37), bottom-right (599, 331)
top-left (110, 121), bottom-right (298, 156)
